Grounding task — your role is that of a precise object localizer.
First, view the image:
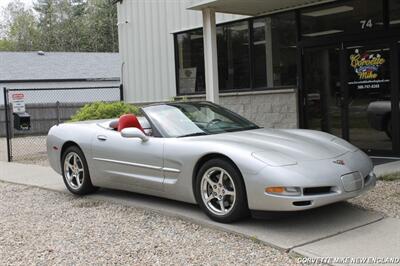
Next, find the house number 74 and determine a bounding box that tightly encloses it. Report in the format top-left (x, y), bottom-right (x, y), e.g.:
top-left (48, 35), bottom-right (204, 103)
top-left (360, 19), bottom-right (373, 29)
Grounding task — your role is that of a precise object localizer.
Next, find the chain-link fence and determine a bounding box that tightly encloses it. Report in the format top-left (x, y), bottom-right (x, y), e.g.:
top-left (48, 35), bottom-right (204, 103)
top-left (1, 86), bottom-right (122, 164)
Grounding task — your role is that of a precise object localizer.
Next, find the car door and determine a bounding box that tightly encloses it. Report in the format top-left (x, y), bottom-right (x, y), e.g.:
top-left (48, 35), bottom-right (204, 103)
top-left (91, 128), bottom-right (164, 191)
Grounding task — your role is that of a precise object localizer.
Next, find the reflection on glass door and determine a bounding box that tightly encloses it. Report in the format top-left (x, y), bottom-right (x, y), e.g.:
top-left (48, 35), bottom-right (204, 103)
top-left (346, 44), bottom-right (392, 151)
top-left (304, 46), bottom-right (342, 137)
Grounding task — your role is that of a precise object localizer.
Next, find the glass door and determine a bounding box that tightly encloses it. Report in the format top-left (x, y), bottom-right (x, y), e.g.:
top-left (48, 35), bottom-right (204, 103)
top-left (302, 41), bottom-right (397, 155)
top-left (346, 43), bottom-right (393, 152)
top-left (303, 45), bottom-right (342, 138)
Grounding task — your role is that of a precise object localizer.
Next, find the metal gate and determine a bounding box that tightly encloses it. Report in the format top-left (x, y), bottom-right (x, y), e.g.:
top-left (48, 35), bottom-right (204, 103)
top-left (2, 86), bottom-right (122, 163)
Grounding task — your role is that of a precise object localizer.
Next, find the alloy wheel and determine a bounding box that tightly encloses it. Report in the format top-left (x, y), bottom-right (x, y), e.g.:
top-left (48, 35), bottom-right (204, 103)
top-left (200, 167), bottom-right (236, 216)
top-left (63, 152), bottom-right (85, 190)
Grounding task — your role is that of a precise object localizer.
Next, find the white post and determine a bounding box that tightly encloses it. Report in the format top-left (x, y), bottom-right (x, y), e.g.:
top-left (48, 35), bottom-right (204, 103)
top-left (202, 8), bottom-right (219, 103)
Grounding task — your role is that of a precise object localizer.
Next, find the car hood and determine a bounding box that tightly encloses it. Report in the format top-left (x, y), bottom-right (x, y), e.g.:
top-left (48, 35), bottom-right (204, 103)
top-left (200, 128), bottom-right (357, 163)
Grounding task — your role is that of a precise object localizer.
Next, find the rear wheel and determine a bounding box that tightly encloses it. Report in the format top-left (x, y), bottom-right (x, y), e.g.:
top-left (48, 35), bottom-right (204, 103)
top-left (195, 158), bottom-right (249, 223)
top-left (61, 146), bottom-right (97, 195)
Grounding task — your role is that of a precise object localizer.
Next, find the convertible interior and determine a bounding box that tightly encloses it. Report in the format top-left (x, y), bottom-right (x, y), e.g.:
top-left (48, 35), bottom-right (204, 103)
top-left (105, 114), bottom-right (153, 136)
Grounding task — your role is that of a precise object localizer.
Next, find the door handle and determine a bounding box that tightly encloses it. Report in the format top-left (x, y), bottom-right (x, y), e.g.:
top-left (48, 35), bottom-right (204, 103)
top-left (97, 135), bottom-right (108, 141)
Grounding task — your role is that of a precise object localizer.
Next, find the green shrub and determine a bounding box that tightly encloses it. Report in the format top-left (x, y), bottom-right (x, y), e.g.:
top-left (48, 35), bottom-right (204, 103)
top-left (69, 101), bottom-right (140, 122)
top-left (379, 172), bottom-right (400, 181)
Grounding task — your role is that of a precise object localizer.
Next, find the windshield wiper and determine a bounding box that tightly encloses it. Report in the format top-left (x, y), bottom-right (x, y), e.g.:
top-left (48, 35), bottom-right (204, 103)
top-left (225, 126), bottom-right (260, 132)
top-left (178, 132), bottom-right (208, 138)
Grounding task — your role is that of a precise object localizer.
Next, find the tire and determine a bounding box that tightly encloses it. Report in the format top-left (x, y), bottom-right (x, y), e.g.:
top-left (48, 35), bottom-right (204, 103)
top-left (195, 158), bottom-right (249, 223)
top-left (385, 117), bottom-right (392, 139)
top-left (61, 145), bottom-right (97, 195)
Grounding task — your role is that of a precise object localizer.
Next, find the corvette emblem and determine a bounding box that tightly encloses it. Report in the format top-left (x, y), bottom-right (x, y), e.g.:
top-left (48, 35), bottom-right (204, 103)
top-left (333, 160), bottom-right (345, 165)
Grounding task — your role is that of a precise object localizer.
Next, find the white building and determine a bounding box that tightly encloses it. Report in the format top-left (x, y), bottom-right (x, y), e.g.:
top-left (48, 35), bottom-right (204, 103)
top-left (115, 0), bottom-right (400, 158)
top-left (0, 52), bottom-right (121, 104)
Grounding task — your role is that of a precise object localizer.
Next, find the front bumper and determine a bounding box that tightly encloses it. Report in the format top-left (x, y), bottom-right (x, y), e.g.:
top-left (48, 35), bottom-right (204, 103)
top-left (255, 173), bottom-right (375, 211)
top-left (245, 150), bottom-right (376, 211)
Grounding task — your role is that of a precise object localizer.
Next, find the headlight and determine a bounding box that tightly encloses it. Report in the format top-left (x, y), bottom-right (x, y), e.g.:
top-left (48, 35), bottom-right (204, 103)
top-left (265, 186), bottom-right (301, 196)
top-left (252, 151), bottom-right (297, 167)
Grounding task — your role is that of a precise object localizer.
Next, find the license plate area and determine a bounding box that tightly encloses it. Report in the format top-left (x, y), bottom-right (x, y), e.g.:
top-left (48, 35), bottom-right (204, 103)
top-left (341, 172), bottom-right (363, 192)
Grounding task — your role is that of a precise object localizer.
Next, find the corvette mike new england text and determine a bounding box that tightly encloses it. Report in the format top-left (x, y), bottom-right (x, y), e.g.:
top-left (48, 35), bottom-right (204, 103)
top-left (297, 257), bottom-right (400, 264)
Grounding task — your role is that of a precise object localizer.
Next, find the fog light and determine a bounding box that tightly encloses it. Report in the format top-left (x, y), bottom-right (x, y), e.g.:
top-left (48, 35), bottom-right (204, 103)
top-left (265, 186), bottom-right (301, 196)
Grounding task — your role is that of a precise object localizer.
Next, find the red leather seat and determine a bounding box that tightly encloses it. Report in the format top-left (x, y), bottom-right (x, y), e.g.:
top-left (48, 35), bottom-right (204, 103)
top-left (117, 114), bottom-right (144, 133)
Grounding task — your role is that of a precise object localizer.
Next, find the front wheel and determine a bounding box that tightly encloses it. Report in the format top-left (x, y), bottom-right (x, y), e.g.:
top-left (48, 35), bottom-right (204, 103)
top-left (195, 158), bottom-right (249, 223)
top-left (61, 146), bottom-right (97, 195)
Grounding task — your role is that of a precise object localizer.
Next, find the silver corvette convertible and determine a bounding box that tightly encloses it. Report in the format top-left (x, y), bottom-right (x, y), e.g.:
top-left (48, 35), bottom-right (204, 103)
top-left (47, 101), bottom-right (376, 223)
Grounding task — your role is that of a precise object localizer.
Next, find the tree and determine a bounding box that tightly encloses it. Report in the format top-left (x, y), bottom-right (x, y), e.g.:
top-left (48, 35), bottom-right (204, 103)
top-left (0, 0), bottom-right (39, 51)
top-left (0, 39), bottom-right (14, 51)
top-left (33, 0), bottom-right (59, 51)
top-left (86, 0), bottom-right (118, 52)
top-left (0, 0), bottom-right (119, 52)
top-left (52, 0), bottom-right (90, 51)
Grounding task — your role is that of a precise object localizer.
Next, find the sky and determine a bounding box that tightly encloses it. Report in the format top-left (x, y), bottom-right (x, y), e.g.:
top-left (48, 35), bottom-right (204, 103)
top-left (0, 0), bottom-right (33, 10)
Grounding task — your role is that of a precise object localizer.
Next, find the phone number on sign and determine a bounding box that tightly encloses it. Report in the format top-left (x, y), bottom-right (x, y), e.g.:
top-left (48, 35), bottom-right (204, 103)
top-left (357, 84), bottom-right (381, 90)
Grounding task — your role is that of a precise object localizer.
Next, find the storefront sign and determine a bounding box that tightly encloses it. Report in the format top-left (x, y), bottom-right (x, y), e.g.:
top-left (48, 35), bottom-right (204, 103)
top-left (348, 48), bottom-right (390, 90)
top-left (10, 92), bottom-right (26, 113)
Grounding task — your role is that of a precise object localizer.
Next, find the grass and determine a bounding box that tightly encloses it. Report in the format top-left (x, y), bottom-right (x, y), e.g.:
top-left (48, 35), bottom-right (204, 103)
top-left (249, 235), bottom-right (263, 245)
top-left (379, 172), bottom-right (400, 181)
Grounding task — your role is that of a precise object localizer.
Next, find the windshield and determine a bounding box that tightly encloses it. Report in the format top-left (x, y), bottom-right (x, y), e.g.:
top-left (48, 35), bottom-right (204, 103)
top-left (143, 102), bottom-right (259, 137)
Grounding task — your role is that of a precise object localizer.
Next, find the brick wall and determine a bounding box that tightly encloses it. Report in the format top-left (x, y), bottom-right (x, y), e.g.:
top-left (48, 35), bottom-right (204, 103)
top-left (175, 89), bottom-right (299, 129)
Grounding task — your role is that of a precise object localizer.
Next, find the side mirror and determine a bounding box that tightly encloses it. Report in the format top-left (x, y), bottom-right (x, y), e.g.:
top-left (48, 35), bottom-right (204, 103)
top-left (121, 127), bottom-right (149, 142)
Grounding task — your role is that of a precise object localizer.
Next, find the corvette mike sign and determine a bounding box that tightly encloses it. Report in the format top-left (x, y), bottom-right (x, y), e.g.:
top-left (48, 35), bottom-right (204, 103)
top-left (348, 48), bottom-right (390, 90)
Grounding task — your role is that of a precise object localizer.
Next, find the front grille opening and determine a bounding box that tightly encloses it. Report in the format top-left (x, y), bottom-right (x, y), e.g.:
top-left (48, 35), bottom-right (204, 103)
top-left (293, 201), bottom-right (312, 206)
top-left (303, 186), bottom-right (333, 196)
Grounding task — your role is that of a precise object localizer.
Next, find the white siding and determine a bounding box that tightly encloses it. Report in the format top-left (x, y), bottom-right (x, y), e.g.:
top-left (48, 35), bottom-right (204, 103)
top-left (117, 0), bottom-right (246, 103)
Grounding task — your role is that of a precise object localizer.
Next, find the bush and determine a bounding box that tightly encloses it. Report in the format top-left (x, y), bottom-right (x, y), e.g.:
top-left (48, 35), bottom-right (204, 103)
top-left (69, 101), bottom-right (140, 122)
top-left (379, 172), bottom-right (400, 181)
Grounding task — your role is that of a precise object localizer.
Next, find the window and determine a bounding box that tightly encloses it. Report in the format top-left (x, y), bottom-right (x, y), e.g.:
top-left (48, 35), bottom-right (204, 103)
top-left (252, 18), bottom-right (268, 88)
top-left (174, 12), bottom-right (297, 95)
top-left (389, 0), bottom-right (400, 27)
top-left (217, 21), bottom-right (251, 91)
top-left (301, 0), bottom-right (383, 38)
top-left (175, 29), bottom-right (205, 94)
top-left (252, 12), bottom-right (297, 87)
